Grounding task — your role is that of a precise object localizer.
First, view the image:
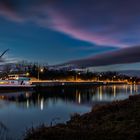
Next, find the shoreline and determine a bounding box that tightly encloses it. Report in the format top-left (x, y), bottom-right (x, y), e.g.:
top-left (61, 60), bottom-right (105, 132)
top-left (33, 81), bottom-right (128, 91)
top-left (24, 94), bottom-right (140, 140)
top-left (0, 82), bottom-right (128, 92)
top-left (32, 81), bottom-right (127, 86)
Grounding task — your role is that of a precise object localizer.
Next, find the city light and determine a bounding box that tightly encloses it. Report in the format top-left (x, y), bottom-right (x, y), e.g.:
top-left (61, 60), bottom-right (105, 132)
top-left (40, 68), bottom-right (44, 73)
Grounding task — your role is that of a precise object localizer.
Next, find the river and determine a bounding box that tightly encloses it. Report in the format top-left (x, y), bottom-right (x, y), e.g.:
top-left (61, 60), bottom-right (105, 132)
top-left (0, 84), bottom-right (139, 140)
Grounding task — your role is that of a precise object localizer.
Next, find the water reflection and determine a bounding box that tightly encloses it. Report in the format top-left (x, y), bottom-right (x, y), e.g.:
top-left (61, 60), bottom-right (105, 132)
top-left (0, 85), bottom-right (139, 109)
top-left (0, 84), bottom-right (139, 139)
top-left (40, 98), bottom-right (44, 111)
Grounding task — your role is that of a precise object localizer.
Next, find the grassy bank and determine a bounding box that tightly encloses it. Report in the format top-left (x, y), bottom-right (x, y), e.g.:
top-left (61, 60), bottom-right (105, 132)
top-left (24, 94), bottom-right (140, 140)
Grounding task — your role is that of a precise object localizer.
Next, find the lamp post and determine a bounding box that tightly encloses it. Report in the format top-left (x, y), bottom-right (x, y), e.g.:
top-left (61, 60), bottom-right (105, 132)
top-left (99, 74), bottom-right (102, 81)
top-left (38, 65), bottom-right (44, 81)
top-left (38, 64), bottom-right (40, 81)
top-left (75, 72), bottom-right (81, 81)
top-left (112, 76), bottom-right (116, 81)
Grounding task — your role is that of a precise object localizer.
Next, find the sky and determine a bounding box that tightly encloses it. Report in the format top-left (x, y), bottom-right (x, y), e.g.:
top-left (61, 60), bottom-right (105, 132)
top-left (0, 0), bottom-right (140, 70)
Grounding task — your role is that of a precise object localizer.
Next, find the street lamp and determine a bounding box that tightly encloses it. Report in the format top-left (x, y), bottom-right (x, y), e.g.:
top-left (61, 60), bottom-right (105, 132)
top-left (40, 68), bottom-right (44, 73)
top-left (75, 72), bottom-right (81, 81)
top-left (98, 74), bottom-right (102, 81)
top-left (26, 72), bottom-right (30, 77)
top-left (38, 67), bottom-right (44, 81)
top-left (112, 76), bottom-right (116, 81)
top-left (100, 74), bottom-right (102, 81)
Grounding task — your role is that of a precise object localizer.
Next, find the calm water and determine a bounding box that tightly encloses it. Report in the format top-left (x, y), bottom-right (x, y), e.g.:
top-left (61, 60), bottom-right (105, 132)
top-left (0, 84), bottom-right (139, 139)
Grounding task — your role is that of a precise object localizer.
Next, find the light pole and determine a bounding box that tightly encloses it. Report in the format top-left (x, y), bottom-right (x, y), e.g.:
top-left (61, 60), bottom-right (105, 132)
top-left (75, 72), bottom-right (80, 81)
top-left (99, 74), bottom-right (102, 81)
top-left (38, 63), bottom-right (40, 81)
top-left (38, 64), bottom-right (44, 81)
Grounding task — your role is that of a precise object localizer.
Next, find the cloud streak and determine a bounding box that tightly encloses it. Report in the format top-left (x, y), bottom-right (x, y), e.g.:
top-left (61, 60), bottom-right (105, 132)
top-left (61, 46), bottom-right (140, 68)
top-left (0, 0), bottom-right (140, 47)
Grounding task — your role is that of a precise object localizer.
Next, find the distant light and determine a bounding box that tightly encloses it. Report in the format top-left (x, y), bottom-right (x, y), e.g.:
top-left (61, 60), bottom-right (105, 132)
top-left (40, 68), bottom-right (44, 72)
top-left (62, 83), bottom-right (65, 85)
top-left (26, 72), bottom-right (30, 76)
top-left (26, 92), bottom-right (30, 98)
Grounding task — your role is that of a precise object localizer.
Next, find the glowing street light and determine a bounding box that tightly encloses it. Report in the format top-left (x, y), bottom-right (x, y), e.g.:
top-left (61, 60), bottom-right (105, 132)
top-left (38, 66), bottom-right (44, 81)
top-left (112, 75), bottom-right (116, 81)
top-left (75, 72), bottom-right (81, 81)
top-left (40, 68), bottom-right (44, 73)
top-left (26, 72), bottom-right (30, 76)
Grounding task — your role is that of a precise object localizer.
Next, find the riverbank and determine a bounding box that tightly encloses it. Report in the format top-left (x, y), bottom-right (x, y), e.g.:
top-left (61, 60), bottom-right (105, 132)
top-left (0, 81), bottom-right (126, 92)
top-left (32, 81), bottom-right (127, 91)
top-left (24, 94), bottom-right (140, 140)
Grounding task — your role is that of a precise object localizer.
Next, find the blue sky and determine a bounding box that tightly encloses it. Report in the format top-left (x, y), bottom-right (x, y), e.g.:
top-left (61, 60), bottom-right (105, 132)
top-left (0, 15), bottom-right (115, 64)
top-left (0, 0), bottom-right (140, 69)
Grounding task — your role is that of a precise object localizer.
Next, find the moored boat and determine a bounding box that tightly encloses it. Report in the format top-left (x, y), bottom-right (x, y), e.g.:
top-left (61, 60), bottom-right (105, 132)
top-left (0, 74), bottom-right (35, 90)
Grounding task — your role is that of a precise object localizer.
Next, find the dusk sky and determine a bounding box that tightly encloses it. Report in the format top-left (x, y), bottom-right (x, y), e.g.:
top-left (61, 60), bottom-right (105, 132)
top-left (0, 0), bottom-right (140, 70)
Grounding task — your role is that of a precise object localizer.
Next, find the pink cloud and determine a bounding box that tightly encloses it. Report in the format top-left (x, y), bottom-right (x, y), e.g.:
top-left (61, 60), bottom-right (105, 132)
top-left (0, 0), bottom-right (140, 48)
top-left (45, 8), bottom-right (126, 47)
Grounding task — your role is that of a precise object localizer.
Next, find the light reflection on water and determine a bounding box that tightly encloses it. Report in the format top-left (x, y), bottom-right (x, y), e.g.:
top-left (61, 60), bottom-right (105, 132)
top-left (0, 84), bottom-right (139, 139)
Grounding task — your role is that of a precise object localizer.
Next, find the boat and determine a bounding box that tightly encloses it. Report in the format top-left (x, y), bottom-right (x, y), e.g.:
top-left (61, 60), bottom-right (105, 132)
top-left (0, 74), bottom-right (35, 90)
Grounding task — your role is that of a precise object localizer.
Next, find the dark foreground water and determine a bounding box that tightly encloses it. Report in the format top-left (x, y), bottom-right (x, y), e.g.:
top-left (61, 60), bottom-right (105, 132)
top-left (0, 84), bottom-right (139, 140)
